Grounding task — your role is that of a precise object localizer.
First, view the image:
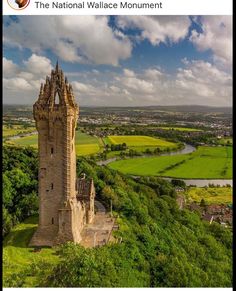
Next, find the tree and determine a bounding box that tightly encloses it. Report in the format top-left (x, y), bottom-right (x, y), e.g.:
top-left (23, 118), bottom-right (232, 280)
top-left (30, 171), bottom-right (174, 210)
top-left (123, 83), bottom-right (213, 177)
top-left (200, 198), bottom-right (206, 208)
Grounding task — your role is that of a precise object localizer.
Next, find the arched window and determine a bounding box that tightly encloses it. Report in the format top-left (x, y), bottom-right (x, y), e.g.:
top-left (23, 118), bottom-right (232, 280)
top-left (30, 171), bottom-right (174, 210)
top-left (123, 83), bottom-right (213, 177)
top-left (52, 218), bottom-right (54, 224)
top-left (55, 92), bottom-right (60, 104)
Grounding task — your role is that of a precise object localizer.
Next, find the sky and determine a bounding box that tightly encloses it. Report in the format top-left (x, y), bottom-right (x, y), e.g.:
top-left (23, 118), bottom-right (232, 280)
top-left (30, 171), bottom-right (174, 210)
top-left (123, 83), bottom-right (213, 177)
top-left (3, 15), bottom-right (232, 106)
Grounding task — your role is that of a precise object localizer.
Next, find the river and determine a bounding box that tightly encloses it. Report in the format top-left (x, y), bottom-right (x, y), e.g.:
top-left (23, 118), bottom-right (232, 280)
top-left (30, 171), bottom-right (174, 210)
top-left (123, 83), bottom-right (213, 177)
top-left (6, 131), bottom-right (37, 140)
top-left (6, 133), bottom-right (232, 187)
top-left (97, 143), bottom-right (232, 187)
top-left (97, 143), bottom-right (196, 166)
top-left (162, 178), bottom-right (232, 187)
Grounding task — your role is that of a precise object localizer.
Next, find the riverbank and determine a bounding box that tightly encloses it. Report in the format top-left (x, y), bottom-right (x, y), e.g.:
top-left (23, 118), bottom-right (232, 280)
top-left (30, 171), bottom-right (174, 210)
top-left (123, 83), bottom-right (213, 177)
top-left (108, 145), bottom-right (232, 180)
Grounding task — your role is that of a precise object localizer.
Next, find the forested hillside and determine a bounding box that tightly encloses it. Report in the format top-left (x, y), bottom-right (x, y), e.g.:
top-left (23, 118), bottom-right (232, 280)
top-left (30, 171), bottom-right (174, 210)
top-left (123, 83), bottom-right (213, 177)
top-left (3, 146), bottom-right (232, 287)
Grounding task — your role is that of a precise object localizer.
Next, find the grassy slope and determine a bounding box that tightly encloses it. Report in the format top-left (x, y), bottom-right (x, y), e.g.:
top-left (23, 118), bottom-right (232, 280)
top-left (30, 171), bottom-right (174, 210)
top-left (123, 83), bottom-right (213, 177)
top-left (3, 216), bottom-right (59, 287)
top-left (109, 146), bottom-right (232, 179)
top-left (186, 187), bottom-right (232, 204)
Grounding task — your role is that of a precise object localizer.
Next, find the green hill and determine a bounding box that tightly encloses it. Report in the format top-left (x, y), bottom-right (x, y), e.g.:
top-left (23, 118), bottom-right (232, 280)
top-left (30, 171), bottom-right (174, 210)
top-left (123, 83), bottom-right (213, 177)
top-left (3, 146), bottom-right (232, 287)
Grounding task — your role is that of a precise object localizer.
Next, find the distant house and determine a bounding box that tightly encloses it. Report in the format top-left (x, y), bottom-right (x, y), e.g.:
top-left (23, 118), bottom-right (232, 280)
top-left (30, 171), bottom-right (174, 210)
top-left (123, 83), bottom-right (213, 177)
top-left (175, 187), bottom-right (185, 192)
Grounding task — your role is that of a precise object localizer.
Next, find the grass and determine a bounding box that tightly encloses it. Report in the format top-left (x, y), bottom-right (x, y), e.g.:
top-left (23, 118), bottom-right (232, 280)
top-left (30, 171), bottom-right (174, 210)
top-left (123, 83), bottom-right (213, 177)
top-left (158, 127), bottom-right (203, 132)
top-left (103, 135), bottom-right (179, 158)
top-left (3, 126), bottom-right (36, 138)
top-left (3, 216), bottom-right (59, 287)
top-left (75, 144), bottom-right (101, 156)
top-left (9, 135), bottom-right (38, 148)
top-left (217, 138), bottom-right (232, 145)
top-left (109, 146), bottom-right (232, 179)
top-left (186, 187), bottom-right (232, 204)
top-left (106, 135), bottom-right (176, 148)
top-left (5, 131), bottom-right (103, 156)
top-left (7, 133), bottom-right (178, 158)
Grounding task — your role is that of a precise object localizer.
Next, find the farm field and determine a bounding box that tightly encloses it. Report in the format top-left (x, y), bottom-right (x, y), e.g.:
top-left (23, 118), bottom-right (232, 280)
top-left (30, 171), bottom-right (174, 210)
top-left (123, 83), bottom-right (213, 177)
top-left (5, 131), bottom-right (103, 156)
top-left (104, 135), bottom-right (177, 148)
top-left (109, 146), bottom-right (232, 179)
top-left (75, 131), bottom-right (103, 156)
top-left (186, 187), bottom-right (232, 205)
top-left (158, 127), bottom-right (203, 132)
top-left (9, 135), bottom-right (38, 148)
top-left (3, 125), bottom-right (36, 138)
top-left (3, 216), bottom-right (59, 287)
top-left (217, 138), bottom-right (232, 146)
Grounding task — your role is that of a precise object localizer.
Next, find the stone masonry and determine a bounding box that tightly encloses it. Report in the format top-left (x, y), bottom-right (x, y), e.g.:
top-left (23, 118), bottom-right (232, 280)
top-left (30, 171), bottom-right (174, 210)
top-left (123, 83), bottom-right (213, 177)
top-left (29, 63), bottom-right (95, 247)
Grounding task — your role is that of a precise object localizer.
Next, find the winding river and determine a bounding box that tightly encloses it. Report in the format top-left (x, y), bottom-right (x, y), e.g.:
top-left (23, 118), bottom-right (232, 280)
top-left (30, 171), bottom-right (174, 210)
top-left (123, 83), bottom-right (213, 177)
top-left (97, 143), bottom-right (233, 187)
top-left (97, 143), bottom-right (196, 166)
top-left (6, 132), bottom-right (232, 187)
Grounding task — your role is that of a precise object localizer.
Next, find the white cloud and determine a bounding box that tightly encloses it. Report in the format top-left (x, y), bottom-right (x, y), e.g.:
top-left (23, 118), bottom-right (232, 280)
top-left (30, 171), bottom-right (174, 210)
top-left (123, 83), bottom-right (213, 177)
top-left (23, 54), bottom-right (53, 75)
top-left (116, 16), bottom-right (191, 45)
top-left (3, 55), bottom-right (232, 106)
top-left (3, 16), bottom-right (132, 66)
top-left (190, 16), bottom-right (232, 67)
top-left (3, 55), bottom-right (52, 103)
top-left (3, 77), bottom-right (33, 91)
top-left (3, 57), bottom-right (19, 77)
top-left (175, 60), bottom-right (232, 103)
top-left (123, 68), bottom-right (136, 78)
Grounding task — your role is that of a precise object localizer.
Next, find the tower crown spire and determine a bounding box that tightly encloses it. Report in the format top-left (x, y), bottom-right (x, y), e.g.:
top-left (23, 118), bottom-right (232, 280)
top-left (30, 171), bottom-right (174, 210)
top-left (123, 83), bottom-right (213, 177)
top-left (34, 62), bottom-right (78, 111)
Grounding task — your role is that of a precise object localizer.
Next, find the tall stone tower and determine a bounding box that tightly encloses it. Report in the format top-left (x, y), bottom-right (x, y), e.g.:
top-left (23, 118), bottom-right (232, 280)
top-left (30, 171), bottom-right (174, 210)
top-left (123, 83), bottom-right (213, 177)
top-left (30, 63), bottom-right (95, 247)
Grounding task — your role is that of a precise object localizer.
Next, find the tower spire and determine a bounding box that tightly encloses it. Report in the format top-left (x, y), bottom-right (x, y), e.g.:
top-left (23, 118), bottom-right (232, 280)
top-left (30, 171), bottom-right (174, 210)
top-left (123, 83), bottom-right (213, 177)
top-left (55, 60), bottom-right (59, 72)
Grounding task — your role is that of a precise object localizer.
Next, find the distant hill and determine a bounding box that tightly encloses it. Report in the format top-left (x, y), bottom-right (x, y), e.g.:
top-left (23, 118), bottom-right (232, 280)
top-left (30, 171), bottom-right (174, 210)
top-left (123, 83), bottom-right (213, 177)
top-left (3, 104), bottom-right (232, 115)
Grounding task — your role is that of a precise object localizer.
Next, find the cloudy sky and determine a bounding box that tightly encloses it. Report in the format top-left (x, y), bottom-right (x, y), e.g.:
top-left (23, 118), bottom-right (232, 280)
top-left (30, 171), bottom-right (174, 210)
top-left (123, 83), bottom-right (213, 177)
top-left (3, 15), bottom-right (232, 106)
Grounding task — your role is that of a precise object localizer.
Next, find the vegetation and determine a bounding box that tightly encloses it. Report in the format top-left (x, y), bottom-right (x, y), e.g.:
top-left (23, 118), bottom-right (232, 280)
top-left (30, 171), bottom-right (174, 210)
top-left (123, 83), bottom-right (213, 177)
top-left (75, 131), bottom-right (103, 156)
top-left (5, 130), bottom-right (103, 156)
top-left (109, 146), bottom-right (232, 179)
top-left (3, 145), bottom-right (232, 287)
top-left (158, 127), bottom-right (203, 132)
top-left (217, 138), bottom-right (232, 146)
top-left (3, 146), bottom-right (38, 237)
top-left (3, 216), bottom-right (59, 287)
top-left (3, 125), bottom-right (36, 138)
top-left (105, 135), bottom-right (176, 148)
top-left (186, 187), bottom-right (232, 204)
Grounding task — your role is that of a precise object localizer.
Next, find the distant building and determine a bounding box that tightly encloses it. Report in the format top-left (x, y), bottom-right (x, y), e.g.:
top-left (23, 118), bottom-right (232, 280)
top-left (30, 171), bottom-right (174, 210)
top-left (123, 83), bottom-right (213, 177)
top-left (30, 63), bottom-right (95, 247)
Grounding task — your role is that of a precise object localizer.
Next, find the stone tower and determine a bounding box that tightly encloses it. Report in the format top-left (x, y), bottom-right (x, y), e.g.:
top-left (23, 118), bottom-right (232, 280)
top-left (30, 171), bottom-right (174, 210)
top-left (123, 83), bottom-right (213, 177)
top-left (30, 63), bottom-right (95, 247)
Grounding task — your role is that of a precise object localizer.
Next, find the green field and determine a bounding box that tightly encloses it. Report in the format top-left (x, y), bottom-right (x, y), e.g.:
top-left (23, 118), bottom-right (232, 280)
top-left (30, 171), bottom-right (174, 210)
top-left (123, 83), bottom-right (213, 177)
top-left (3, 125), bottom-right (36, 138)
top-left (3, 216), bottom-right (59, 287)
top-left (158, 127), bottom-right (203, 132)
top-left (9, 135), bottom-right (38, 148)
top-left (5, 131), bottom-right (102, 156)
top-left (75, 131), bottom-right (103, 156)
top-left (109, 146), bottom-right (232, 179)
top-left (105, 135), bottom-right (176, 147)
top-left (217, 138), bottom-right (232, 146)
top-left (186, 187), bottom-right (232, 204)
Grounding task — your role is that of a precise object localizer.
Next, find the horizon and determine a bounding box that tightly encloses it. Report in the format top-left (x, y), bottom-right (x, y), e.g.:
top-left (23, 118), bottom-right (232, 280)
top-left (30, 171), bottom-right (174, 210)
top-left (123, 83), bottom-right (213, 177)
top-left (3, 103), bottom-right (233, 109)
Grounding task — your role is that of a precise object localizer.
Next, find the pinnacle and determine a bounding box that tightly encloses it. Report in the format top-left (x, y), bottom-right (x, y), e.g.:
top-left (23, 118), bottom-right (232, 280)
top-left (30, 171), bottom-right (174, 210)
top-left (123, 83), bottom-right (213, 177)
top-left (55, 60), bottom-right (59, 72)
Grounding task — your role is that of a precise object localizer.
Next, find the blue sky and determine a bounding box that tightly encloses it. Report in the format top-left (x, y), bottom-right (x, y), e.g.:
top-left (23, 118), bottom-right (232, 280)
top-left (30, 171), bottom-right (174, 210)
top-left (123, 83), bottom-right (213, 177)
top-left (3, 16), bottom-right (232, 106)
